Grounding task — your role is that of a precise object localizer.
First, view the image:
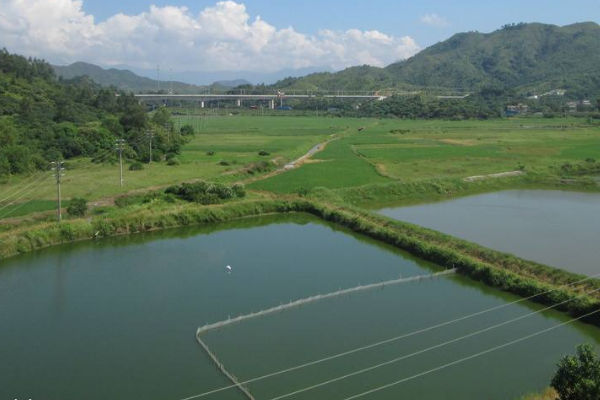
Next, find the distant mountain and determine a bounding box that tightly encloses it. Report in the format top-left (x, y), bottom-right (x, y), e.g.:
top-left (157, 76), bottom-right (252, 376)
top-left (213, 79), bottom-right (251, 88)
top-left (53, 62), bottom-right (208, 93)
top-left (125, 66), bottom-right (333, 86)
top-left (275, 22), bottom-right (600, 97)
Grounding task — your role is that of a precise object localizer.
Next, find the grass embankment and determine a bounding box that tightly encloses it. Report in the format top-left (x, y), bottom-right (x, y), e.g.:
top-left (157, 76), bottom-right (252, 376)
top-left (306, 170), bottom-right (600, 208)
top-left (517, 388), bottom-right (557, 400)
top-left (2, 195), bottom-right (600, 324)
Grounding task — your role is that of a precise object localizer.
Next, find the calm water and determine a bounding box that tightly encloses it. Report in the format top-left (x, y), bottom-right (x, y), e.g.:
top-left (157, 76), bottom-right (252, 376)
top-left (1, 213), bottom-right (599, 400)
top-left (379, 190), bottom-right (600, 276)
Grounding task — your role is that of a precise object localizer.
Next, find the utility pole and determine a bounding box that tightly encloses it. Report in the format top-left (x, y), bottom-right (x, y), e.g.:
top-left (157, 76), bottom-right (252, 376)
top-left (52, 161), bottom-right (64, 222)
top-left (164, 122), bottom-right (171, 145)
top-left (146, 130), bottom-right (154, 163)
top-left (115, 139), bottom-right (125, 187)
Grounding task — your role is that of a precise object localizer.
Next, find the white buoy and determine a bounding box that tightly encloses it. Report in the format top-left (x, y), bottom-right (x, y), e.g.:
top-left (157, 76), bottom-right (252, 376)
top-left (226, 265), bottom-right (232, 273)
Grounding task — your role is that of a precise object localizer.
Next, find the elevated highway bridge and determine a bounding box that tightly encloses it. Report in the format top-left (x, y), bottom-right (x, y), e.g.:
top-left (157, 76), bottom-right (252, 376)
top-left (133, 90), bottom-right (468, 108)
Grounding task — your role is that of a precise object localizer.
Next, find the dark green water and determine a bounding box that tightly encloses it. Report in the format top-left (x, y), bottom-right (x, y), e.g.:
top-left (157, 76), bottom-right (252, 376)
top-left (1, 213), bottom-right (599, 400)
top-left (379, 190), bottom-right (600, 276)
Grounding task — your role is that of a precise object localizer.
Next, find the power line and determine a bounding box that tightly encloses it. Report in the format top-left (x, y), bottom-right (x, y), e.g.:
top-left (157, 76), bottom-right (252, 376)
top-left (0, 168), bottom-right (51, 206)
top-left (0, 171), bottom-right (53, 217)
top-left (0, 175), bottom-right (54, 220)
top-left (178, 272), bottom-right (600, 400)
top-left (339, 307), bottom-right (600, 400)
top-left (266, 287), bottom-right (600, 400)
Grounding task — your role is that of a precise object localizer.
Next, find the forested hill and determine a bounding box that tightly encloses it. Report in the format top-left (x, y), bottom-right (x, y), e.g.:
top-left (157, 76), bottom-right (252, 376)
top-left (53, 62), bottom-right (208, 93)
top-left (0, 50), bottom-right (190, 178)
top-left (274, 22), bottom-right (600, 97)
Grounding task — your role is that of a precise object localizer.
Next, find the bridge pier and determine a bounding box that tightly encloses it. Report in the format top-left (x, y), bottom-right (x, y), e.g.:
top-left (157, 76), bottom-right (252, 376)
top-left (200, 101), bottom-right (205, 109)
top-left (269, 99), bottom-right (275, 110)
top-left (236, 99), bottom-right (242, 107)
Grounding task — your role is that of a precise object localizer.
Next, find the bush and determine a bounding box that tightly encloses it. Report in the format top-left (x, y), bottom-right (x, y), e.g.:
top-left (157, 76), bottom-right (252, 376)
top-left (180, 125), bottom-right (195, 136)
top-left (247, 161), bottom-right (274, 175)
top-left (167, 157), bottom-right (181, 166)
top-left (129, 161), bottom-right (144, 171)
top-left (258, 150), bottom-right (270, 156)
top-left (219, 159), bottom-right (231, 166)
top-left (115, 192), bottom-right (177, 208)
top-left (206, 150), bottom-right (215, 156)
top-left (551, 344), bottom-right (600, 400)
top-left (165, 181), bottom-right (246, 204)
top-left (67, 197), bottom-right (88, 217)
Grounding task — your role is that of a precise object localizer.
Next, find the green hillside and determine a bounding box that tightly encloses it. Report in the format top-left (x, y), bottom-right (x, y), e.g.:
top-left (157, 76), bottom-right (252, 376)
top-left (53, 62), bottom-right (208, 93)
top-left (275, 22), bottom-right (600, 97)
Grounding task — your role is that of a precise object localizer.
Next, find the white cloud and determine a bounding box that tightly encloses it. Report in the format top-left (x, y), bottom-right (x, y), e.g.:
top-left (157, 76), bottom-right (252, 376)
top-left (0, 0), bottom-right (420, 72)
top-left (420, 13), bottom-right (450, 28)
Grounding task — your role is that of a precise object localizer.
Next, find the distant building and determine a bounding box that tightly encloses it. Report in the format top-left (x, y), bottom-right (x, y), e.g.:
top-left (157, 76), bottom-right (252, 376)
top-left (566, 100), bottom-right (592, 112)
top-left (506, 104), bottom-right (529, 116)
top-left (545, 89), bottom-right (566, 96)
top-left (566, 101), bottom-right (579, 110)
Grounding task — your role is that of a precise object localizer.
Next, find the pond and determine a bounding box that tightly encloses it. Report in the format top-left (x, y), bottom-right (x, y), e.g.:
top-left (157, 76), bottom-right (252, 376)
top-left (378, 190), bottom-right (600, 276)
top-left (1, 212), bottom-right (599, 400)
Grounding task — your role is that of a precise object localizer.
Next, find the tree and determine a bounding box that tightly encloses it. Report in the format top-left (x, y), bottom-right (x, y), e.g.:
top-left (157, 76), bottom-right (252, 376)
top-left (551, 344), bottom-right (600, 400)
top-left (66, 197), bottom-right (88, 217)
top-left (151, 106), bottom-right (172, 127)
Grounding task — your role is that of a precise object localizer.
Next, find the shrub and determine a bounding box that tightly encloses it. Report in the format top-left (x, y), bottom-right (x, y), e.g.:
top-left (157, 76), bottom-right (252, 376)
top-left (165, 152), bottom-right (177, 161)
top-left (165, 181), bottom-right (246, 204)
top-left (586, 158), bottom-right (596, 163)
top-left (297, 187), bottom-right (310, 197)
top-left (231, 183), bottom-right (246, 198)
top-left (67, 197), bottom-right (88, 217)
top-left (551, 344), bottom-right (600, 400)
top-left (219, 159), bottom-right (230, 166)
top-left (247, 161), bottom-right (273, 175)
top-left (129, 161), bottom-right (144, 171)
top-left (180, 125), bottom-right (195, 136)
top-left (206, 150), bottom-right (215, 156)
top-left (258, 150), bottom-right (270, 156)
top-left (167, 157), bottom-right (181, 166)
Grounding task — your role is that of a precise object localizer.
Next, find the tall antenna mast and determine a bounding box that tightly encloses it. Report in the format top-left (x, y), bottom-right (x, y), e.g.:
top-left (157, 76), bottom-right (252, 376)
top-left (157, 65), bottom-right (161, 93)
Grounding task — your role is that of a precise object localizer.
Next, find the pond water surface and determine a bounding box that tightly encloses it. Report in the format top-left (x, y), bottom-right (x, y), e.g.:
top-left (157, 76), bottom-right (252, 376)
top-left (378, 190), bottom-right (600, 276)
top-left (1, 213), bottom-right (599, 400)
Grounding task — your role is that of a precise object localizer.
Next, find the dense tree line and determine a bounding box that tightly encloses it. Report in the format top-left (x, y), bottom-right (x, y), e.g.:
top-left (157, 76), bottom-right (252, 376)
top-left (0, 49), bottom-right (194, 177)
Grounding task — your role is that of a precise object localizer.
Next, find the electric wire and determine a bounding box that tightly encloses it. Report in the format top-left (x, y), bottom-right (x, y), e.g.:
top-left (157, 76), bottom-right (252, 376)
top-left (177, 272), bottom-right (600, 400)
top-left (0, 172), bottom-right (53, 217)
top-left (0, 173), bottom-right (54, 220)
top-left (338, 308), bottom-right (600, 400)
top-left (266, 286), bottom-right (600, 400)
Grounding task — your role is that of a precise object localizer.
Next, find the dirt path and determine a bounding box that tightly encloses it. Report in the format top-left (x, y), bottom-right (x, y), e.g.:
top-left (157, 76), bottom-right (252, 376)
top-left (464, 171), bottom-right (524, 182)
top-left (240, 135), bottom-right (340, 185)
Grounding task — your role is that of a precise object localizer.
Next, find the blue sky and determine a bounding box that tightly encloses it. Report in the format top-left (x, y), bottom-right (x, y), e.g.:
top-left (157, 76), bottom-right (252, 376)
top-left (82, 0), bottom-right (600, 47)
top-left (1, 0), bottom-right (599, 77)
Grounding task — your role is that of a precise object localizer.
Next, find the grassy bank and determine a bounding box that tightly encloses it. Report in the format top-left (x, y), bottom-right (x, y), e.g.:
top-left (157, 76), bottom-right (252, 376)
top-left (308, 171), bottom-right (600, 208)
top-left (2, 195), bottom-right (600, 324)
top-left (517, 388), bottom-right (557, 400)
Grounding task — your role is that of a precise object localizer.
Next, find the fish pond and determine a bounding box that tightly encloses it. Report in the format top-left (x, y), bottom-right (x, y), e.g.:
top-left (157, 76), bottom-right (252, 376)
top-left (1, 212), bottom-right (599, 400)
top-left (378, 190), bottom-right (600, 276)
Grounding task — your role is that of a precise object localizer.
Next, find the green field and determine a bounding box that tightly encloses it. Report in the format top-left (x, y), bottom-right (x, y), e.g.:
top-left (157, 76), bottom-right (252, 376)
top-left (0, 116), bottom-right (358, 219)
top-left (1, 115), bottom-right (599, 220)
top-left (251, 117), bottom-right (600, 193)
